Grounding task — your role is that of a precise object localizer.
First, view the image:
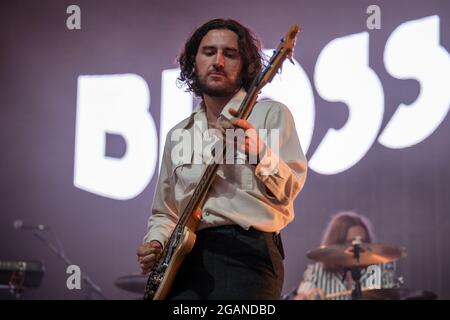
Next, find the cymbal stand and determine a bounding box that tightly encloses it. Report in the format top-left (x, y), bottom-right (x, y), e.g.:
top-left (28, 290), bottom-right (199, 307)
top-left (349, 236), bottom-right (363, 300)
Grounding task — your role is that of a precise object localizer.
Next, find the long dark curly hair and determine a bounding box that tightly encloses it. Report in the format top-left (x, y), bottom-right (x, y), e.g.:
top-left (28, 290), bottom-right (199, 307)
top-left (177, 19), bottom-right (264, 97)
top-left (321, 211), bottom-right (375, 246)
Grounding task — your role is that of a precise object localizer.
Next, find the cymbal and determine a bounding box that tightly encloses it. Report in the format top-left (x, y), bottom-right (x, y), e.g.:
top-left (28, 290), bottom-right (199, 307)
top-left (306, 242), bottom-right (406, 267)
top-left (363, 288), bottom-right (437, 300)
top-left (114, 274), bottom-right (147, 294)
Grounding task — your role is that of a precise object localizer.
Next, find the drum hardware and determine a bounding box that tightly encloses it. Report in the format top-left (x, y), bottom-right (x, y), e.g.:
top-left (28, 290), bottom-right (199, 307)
top-left (306, 239), bottom-right (406, 268)
top-left (362, 288), bottom-right (437, 300)
top-left (349, 237), bottom-right (363, 300)
top-left (307, 237), bottom-right (408, 300)
top-left (0, 260), bottom-right (45, 299)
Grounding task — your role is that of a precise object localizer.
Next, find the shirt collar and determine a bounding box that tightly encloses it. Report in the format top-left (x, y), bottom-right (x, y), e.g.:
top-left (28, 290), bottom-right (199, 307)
top-left (185, 88), bottom-right (247, 129)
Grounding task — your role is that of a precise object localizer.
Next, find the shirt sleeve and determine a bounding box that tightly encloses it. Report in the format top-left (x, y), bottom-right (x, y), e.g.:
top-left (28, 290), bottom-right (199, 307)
top-left (254, 102), bottom-right (308, 205)
top-left (142, 133), bottom-right (179, 248)
top-left (297, 263), bottom-right (317, 293)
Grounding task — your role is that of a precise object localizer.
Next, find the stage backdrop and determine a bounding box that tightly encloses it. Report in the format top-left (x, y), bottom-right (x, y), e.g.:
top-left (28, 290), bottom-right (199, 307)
top-left (1, 0), bottom-right (449, 299)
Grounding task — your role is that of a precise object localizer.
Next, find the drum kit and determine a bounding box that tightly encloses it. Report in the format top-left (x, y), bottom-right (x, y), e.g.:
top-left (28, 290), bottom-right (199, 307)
top-left (113, 237), bottom-right (437, 300)
top-left (304, 237), bottom-right (436, 300)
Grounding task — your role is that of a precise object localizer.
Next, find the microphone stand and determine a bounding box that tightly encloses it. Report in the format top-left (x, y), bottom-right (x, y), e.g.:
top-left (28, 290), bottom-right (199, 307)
top-left (32, 230), bottom-right (107, 300)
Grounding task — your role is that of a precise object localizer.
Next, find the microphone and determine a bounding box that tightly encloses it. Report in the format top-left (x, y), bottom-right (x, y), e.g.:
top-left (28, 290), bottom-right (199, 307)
top-left (13, 219), bottom-right (47, 231)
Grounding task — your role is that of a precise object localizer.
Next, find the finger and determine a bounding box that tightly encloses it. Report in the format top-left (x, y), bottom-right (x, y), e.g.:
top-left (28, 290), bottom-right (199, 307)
top-left (149, 240), bottom-right (163, 249)
top-left (137, 249), bottom-right (153, 257)
top-left (136, 245), bottom-right (147, 256)
top-left (239, 139), bottom-right (249, 154)
top-left (231, 118), bottom-right (253, 130)
top-left (141, 266), bottom-right (151, 275)
top-left (140, 262), bottom-right (152, 272)
top-left (245, 128), bottom-right (258, 140)
top-left (139, 253), bottom-right (160, 264)
top-left (139, 255), bottom-right (154, 265)
top-left (140, 261), bottom-right (151, 270)
top-left (140, 257), bottom-right (156, 266)
top-left (137, 247), bottom-right (161, 257)
top-left (245, 137), bottom-right (251, 151)
top-left (229, 108), bottom-right (238, 116)
top-left (137, 243), bottom-right (155, 256)
top-left (140, 259), bottom-right (157, 271)
top-left (137, 241), bottom-right (162, 255)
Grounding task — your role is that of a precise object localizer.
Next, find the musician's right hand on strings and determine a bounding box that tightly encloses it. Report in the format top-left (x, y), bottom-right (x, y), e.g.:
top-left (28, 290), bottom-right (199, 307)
top-left (137, 240), bottom-right (162, 274)
top-left (293, 288), bottom-right (325, 300)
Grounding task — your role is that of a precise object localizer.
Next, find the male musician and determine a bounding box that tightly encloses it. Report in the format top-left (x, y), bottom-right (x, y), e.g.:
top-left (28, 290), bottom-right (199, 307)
top-left (137, 18), bottom-right (307, 299)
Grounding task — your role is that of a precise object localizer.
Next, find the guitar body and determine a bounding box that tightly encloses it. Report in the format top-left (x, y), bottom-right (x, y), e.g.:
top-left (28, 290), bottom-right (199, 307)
top-left (145, 208), bottom-right (201, 300)
top-left (153, 226), bottom-right (196, 300)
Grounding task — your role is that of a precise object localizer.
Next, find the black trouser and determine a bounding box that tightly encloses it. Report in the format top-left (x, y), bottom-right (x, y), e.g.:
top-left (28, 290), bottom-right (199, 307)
top-left (167, 225), bottom-right (285, 300)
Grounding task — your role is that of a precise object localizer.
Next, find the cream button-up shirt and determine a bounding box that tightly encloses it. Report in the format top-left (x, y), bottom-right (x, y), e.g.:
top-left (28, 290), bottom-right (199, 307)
top-left (143, 89), bottom-right (307, 247)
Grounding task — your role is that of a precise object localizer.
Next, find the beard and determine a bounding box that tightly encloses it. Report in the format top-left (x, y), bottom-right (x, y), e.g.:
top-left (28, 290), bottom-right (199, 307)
top-left (196, 74), bottom-right (242, 97)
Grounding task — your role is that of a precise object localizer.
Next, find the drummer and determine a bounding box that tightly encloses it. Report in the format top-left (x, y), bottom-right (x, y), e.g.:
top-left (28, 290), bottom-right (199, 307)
top-left (294, 211), bottom-right (397, 300)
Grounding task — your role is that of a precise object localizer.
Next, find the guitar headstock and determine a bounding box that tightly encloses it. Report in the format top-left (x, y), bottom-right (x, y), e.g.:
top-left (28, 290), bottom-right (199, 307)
top-left (277, 24), bottom-right (301, 63)
top-left (256, 24), bottom-right (301, 89)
